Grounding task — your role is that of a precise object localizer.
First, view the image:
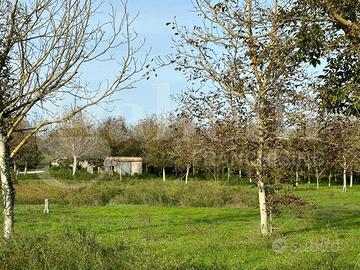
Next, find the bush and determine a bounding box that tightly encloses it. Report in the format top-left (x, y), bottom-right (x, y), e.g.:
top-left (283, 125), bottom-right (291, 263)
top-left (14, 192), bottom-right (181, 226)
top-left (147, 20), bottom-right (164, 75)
top-left (15, 179), bottom-right (257, 208)
top-left (110, 181), bottom-right (256, 208)
top-left (65, 183), bottom-right (123, 206)
top-left (0, 230), bottom-right (231, 270)
top-left (16, 181), bottom-right (70, 204)
top-left (0, 230), bottom-right (134, 270)
top-left (49, 166), bottom-right (97, 181)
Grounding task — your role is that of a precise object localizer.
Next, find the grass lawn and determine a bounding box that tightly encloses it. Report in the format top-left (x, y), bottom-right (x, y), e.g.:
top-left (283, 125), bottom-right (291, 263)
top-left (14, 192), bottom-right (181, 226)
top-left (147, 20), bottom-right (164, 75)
top-left (6, 179), bottom-right (360, 269)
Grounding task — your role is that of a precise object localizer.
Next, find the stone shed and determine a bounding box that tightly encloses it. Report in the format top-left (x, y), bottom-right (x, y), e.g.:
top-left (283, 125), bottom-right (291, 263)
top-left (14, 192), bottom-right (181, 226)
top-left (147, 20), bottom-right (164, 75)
top-left (104, 157), bottom-right (143, 176)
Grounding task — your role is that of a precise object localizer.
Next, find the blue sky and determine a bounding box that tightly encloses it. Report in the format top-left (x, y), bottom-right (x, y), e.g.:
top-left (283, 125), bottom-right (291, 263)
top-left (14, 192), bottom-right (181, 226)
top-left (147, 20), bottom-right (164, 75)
top-left (90, 0), bottom-right (198, 124)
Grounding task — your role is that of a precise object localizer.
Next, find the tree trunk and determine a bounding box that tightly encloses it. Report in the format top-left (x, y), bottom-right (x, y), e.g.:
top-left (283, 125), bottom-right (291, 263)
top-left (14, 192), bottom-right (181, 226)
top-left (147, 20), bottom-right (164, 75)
top-left (350, 170), bottom-right (353, 188)
top-left (342, 169), bottom-right (347, 192)
top-left (295, 170), bottom-right (299, 187)
top-left (24, 162), bottom-right (28, 175)
top-left (328, 173), bottom-right (332, 187)
top-left (0, 133), bottom-right (15, 238)
top-left (227, 167), bottom-right (230, 185)
top-left (185, 165), bottom-right (190, 184)
top-left (316, 169), bottom-right (319, 189)
top-left (239, 169), bottom-right (242, 181)
top-left (162, 166), bottom-right (166, 182)
top-left (256, 125), bottom-right (269, 236)
top-left (307, 163), bottom-right (311, 184)
top-left (258, 180), bottom-right (268, 236)
top-left (268, 210), bottom-right (273, 235)
top-left (44, 199), bottom-right (49, 214)
top-left (72, 155), bottom-right (77, 176)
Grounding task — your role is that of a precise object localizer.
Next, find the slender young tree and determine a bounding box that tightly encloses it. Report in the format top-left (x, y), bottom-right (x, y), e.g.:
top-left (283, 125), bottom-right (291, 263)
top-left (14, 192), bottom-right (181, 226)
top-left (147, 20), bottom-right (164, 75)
top-left (135, 116), bottom-right (171, 181)
top-left (167, 0), bottom-right (309, 235)
top-left (169, 117), bottom-right (202, 184)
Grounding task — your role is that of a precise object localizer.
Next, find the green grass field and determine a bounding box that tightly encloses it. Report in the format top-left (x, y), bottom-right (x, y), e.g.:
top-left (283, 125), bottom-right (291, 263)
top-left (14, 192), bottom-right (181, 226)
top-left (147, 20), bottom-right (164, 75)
top-left (2, 176), bottom-right (360, 269)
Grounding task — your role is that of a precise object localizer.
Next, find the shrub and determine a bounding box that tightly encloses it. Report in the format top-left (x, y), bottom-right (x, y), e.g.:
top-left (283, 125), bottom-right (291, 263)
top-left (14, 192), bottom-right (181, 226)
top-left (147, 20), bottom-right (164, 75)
top-left (0, 230), bottom-right (134, 270)
top-left (49, 166), bottom-right (97, 181)
top-left (110, 181), bottom-right (256, 208)
top-left (15, 179), bottom-right (257, 208)
top-left (64, 183), bottom-right (123, 206)
top-left (0, 230), bottom-right (231, 270)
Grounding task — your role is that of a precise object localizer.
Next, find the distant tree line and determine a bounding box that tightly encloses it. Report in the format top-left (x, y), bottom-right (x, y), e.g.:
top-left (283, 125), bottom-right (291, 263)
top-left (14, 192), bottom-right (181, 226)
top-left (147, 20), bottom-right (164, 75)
top-left (36, 112), bottom-right (360, 193)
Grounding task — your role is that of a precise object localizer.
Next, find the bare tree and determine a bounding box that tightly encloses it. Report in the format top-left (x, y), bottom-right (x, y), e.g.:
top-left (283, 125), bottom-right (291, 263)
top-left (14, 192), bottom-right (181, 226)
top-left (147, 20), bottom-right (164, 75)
top-left (167, 0), bottom-right (310, 235)
top-left (44, 113), bottom-right (109, 176)
top-left (169, 117), bottom-right (202, 184)
top-left (0, 0), bottom-right (146, 238)
top-left (134, 116), bottom-right (171, 181)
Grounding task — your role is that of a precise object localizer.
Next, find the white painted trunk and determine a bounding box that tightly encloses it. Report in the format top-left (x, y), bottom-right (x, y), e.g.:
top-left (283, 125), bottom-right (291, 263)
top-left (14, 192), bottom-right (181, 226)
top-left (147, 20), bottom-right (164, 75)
top-left (0, 134), bottom-right (15, 238)
top-left (162, 167), bottom-right (166, 182)
top-left (350, 171), bottom-right (353, 188)
top-left (295, 170), bottom-right (299, 187)
top-left (44, 199), bottom-right (49, 214)
top-left (316, 169), bottom-right (319, 189)
top-left (24, 163), bottom-right (28, 175)
top-left (268, 210), bottom-right (273, 234)
top-left (342, 169), bottom-right (347, 192)
top-left (239, 170), bottom-right (242, 181)
top-left (227, 167), bottom-right (230, 184)
top-left (185, 165), bottom-right (190, 184)
top-left (328, 173), bottom-right (332, 187)
top-left (258, 180), bottom-right (269, 236)
top-left (72, 155), bottom-right (77, 176)
top-left (256, 127), bottom-right (269, 236)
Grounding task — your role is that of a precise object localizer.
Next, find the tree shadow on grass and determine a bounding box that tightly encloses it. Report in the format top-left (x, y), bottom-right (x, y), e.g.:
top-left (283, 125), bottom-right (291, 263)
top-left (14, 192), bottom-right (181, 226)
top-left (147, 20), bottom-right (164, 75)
top-left (104, 209), bottom-right (259, 232)
top-left (311, 206), bottom-right (360, 230)
top-left (282, 205), bottom-right (360, 236)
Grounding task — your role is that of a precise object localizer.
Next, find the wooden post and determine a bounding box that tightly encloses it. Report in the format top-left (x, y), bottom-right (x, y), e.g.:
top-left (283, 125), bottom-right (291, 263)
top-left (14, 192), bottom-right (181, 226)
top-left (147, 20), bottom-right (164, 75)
top-left (44, 199), bottom-right (49, 214)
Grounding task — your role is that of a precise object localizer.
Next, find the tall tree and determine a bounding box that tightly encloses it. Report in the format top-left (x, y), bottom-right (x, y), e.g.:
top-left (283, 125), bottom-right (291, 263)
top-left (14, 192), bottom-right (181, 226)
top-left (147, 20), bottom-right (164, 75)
top-left (168, 0), bottom-right (309, 235)
top-left (0, 0), bottom-right (145, 238)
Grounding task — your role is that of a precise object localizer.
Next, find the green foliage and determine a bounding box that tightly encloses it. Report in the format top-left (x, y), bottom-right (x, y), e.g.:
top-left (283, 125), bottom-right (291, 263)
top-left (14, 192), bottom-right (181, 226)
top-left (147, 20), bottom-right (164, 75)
top-left (320, 48), bottom-right (360, 116)
top-left (49, 166), bottom-right (97, 181)
top-left (289, 0), bottom-right (360, 116)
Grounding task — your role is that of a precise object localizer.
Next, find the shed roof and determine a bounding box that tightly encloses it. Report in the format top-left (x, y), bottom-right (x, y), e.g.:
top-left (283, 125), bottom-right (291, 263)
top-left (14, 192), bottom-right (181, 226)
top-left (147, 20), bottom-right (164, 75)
top-left (104, 157), bottom-right (143, 163)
